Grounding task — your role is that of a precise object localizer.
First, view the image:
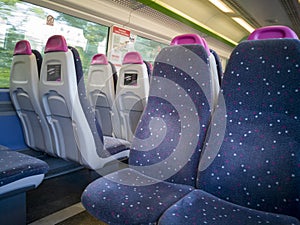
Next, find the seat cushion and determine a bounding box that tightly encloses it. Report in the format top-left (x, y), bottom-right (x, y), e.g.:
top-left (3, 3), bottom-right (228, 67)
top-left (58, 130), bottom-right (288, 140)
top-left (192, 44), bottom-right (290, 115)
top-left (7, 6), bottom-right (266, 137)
top-left (81, 168), bottom-right (194, 225)
top-left (0, 150), bottom-right (48, 187)
top-left (103, 136), bottom-right (131, 157)
top-left (158, 190), bottom-right (300, 225)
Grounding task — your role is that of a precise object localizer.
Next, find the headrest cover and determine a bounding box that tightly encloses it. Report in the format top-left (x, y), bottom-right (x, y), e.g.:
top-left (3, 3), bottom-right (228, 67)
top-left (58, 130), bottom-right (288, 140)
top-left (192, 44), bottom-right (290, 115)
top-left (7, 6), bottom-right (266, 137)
top-left (122, 52), bottom-right (143, 64)
top-left (248, 25), bottom-right (298, 40)
top-left (91, 54), bottom-right (109, 65)
top-left (14, 40), bottom-right (32, 55)
top-left (45, 35), bottom-right (68, 53)
top-left (171, 34), bottom-right (210, 55)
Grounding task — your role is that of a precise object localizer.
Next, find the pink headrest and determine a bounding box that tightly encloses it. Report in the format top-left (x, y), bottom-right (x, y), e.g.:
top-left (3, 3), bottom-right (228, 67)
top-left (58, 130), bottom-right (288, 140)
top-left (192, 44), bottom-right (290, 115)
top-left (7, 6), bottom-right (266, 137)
top-left (122, 52), bottom-right (143, 64)
top-left (91, 54), bottom-right (109, 65)
top-left (14, 40), bottom-right (32, 55)
top-left (45, 35), bottom-right (68, 53)
top-left (248, 26), bottom-right (298, 40)
top-left (171, 34), bottom-right (210, 55)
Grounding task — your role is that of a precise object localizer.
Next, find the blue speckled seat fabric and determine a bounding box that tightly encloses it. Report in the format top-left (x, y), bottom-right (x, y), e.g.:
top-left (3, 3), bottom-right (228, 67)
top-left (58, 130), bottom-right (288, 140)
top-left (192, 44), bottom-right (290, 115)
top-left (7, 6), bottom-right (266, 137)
top-left (82, 168), bottom-right (193, 225)
top-left (158, 190), bottom-right (300, 225)
top-left (82, 43), bottom-right (213, 224)
top-left (0, 150), bottom-right (48, 188)
top-left (103, 136), bottom-right (131, 156)
top-left (129, 45), bottom-right (212, 186)
top-left (159, 38), bottom-right (300, 224)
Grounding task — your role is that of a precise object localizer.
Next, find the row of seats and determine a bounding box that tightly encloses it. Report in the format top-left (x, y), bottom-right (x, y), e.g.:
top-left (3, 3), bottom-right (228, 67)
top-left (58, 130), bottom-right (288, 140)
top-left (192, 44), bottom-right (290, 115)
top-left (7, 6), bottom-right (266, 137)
top-left (86, 52), bottom-right (151, 142)
top-left (10, 36), bottom-right (132, 169)
top-left (86, 37), bottom-right (222, 143)
top-left (10, 33), bottom-right (221, 170)
top-left (81, 25), bottom-right (300, 224)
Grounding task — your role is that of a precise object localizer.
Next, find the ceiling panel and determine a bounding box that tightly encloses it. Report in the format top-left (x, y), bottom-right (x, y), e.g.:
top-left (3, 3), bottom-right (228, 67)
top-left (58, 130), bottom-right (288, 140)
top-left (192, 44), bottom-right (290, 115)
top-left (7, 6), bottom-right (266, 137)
top-left (148, 0), bottom-right (249, 43)
top-left (225, 0), bottom-right (300, 36)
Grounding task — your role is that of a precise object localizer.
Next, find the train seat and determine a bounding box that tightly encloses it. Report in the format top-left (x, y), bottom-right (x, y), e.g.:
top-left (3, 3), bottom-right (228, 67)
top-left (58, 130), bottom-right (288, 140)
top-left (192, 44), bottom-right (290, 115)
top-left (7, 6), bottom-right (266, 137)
top-left (159, 25), bottom-right (300, 224)
top-left (39, 35), bottom-right (130, 170)
top-left (86, 53), bottom-right (117, 136)
top-left (143, 60), bottom-right (153, 79)
top-left (10, 40), bottom-right (56, 156)
top-left (171, 34), bottom-right (220, 109)
top-left (208, 47), bottom-right (221, 108)
top-left (210, 48), bottom-right (223, 86)
top-left (0, 147), bottom-right (49, 225)
top-left (113, 52), bottom-right (150, 142)
top-left (81, 33), bottom-right (213, 224)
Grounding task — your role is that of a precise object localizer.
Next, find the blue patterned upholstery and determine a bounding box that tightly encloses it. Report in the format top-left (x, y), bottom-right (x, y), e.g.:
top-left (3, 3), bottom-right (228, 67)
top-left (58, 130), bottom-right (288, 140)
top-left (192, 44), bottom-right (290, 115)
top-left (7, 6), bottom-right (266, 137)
top-left (197, 38), bottom-right (300, 221)
top-left (0, 149), bottom-right (48, 225)
top-left (0, 149), bottom-right (48, 190)
top-left (82, 41), bottom-right (213, 224)
top-left (159, 190), bottom-right (300, 225)
top-left (82, 168), bottom-right (193, 225)
top-left (103, 136), bottom-right (132, 156)
top-left (129, 45), bottom-right (212, 186)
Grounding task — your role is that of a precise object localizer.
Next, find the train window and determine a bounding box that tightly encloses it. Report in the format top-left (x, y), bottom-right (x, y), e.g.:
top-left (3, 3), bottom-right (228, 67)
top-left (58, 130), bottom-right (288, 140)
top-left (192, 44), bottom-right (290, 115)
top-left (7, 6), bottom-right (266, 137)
top-left (134, 35), bottom-right (167, 64)
top-left (0, 0), bottom-right (109, 88)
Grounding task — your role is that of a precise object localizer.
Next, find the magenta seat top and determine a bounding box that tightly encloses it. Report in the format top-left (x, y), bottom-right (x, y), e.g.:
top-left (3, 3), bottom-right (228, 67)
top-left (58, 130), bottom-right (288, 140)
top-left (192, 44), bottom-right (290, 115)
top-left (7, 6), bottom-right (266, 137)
top-left (45, 35), bottom-right (68, 53)
top-left (122, 52), bottom-right (143, 64)
top-left (171, 34), bottom-right (210, 55)
top-left (14, 40), bottom-right (32, 55)
top-left (91, 54), bottom-right (109, 65)
top-left (248, 25), bottom-right (298, 40)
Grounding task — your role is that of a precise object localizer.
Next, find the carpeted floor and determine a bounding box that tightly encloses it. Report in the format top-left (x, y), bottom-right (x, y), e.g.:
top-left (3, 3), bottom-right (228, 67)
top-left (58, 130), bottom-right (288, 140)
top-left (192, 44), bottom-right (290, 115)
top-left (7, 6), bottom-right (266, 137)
top-left (26, 168), bottom-right (101, 223)
top-left (22, 149), bottom-right (101, 224)
top-left (22, 148), bottom-right (127, 224)
top-left (57, 211), bottom-right (108, 225)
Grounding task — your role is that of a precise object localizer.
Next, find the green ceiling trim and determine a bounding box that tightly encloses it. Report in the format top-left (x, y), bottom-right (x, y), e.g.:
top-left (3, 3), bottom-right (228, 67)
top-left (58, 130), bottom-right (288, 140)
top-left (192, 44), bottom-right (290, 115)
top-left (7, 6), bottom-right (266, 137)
top-left (137, 0), bottom-right (237, 47)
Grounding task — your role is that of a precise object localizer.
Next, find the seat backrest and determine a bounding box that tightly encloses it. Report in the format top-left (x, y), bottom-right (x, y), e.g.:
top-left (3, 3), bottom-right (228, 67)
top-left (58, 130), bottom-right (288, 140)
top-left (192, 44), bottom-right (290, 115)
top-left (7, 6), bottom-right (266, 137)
top-left (128, 34), bottom-right (213, 187)
top-left (143, 60), bottom-right (153, 79)
top-left (172, 34), bottom-right (220, 109)
top-left (210, 48), bottom-right (223, 86)
top-left (197, 26), bottom-right (300, 219)
top-left (10, 40), bottom-right (55, 156)
top-left (113, 51), bottom-right (150, 141)
top-left (207, 47), bottom-right (221, 109)
top-left (86, 54), bottom-right (116, 136)
top-left (39, 35), bottom-right (126, 169)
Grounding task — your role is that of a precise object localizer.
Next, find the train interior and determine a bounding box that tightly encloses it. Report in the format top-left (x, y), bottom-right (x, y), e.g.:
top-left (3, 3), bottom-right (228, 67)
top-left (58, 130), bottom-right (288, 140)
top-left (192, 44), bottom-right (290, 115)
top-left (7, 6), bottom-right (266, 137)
top-left (0, 0), bottom-right (299, 224)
